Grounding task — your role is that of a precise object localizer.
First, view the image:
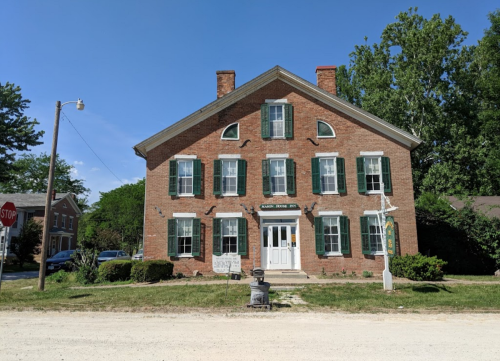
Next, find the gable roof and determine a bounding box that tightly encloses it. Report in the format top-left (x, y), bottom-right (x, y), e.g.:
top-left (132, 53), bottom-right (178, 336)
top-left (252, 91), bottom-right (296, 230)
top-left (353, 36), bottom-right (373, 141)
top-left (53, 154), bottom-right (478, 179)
top-left (133, 66), bottom-right (423, 157)
top-left (448, 196), bottom-right (500, 219)
top-left (0, 193), bottom-right (82, 216)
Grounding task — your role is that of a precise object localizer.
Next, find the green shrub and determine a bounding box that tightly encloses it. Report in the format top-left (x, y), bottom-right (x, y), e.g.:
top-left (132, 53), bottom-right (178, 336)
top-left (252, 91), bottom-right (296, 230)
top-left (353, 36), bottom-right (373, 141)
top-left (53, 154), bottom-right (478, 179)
top-left (131, 260), bottom-right (174, 282)
top-left (98, 260), bottom-right (133, 282)
top-left (362, 270), bottom-right (373, 278)
top-left (75, 265), bottom-right (98, 285)
top-left (47, 270), bottom-right (69, 283)
top-left (390, 253), bottom-right (447, 281)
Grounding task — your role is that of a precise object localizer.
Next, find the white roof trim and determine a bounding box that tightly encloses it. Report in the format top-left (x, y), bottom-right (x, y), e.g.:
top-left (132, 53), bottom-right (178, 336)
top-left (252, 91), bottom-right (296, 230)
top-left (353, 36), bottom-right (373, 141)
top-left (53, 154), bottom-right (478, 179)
top-left (258, 210), bottom-right (302, 217)
top-left (133, 66), bottom-right (423, 156)
top-left (215, 212), bottom-right (243, 218)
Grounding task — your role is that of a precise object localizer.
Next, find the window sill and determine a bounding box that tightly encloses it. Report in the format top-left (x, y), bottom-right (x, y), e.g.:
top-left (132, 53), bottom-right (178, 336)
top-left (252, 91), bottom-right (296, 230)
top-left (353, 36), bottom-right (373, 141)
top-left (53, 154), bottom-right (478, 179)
top-left (177, 254), bottom-right (194, 258)
top-left (221, 193), bottom-right (239, 197)
top-left (271, 193), bottom-right (288, 196)
top-left (365, 191), bottom-right (383, 195)
top-left (371, 252), bottom-right (384, 256)
top-left (178, 194), bottom-right (195, 198)
top-left (324, 253), bottom-right (343, 257)
top-left (321, 192), bottom-right (339, 195)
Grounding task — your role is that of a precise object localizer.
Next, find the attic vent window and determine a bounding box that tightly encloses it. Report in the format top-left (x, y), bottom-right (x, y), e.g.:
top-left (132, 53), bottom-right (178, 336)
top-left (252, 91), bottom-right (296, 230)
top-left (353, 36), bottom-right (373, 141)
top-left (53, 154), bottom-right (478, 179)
top-left (221, 123), bottom-right (239, 140)
top-left (317, 120), bottom-right (335, 138)
top-left (63, 203), bottom-right (67, 208)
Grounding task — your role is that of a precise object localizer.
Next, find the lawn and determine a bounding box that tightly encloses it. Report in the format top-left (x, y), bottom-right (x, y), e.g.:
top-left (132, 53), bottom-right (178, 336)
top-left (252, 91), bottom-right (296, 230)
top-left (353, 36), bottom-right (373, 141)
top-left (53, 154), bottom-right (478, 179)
top-left (1, 275), bottom-right (500, 313)
top-left (444, 274), bottom-right (500, 282)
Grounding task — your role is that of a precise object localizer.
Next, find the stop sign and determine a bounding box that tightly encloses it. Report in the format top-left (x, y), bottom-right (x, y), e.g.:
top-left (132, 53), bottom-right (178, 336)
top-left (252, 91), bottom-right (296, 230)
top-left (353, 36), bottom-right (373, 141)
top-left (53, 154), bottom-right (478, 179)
top-left (0, 202), bottom-right (17, 227)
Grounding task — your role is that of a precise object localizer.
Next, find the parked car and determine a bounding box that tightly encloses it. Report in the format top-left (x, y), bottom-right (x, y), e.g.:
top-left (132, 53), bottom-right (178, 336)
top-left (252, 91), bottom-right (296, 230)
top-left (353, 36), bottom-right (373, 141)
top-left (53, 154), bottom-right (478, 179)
top-left (97, 250), bottom-right (131, 265)
top-left (132, 249), bottom-right (143, 260)
top-left (46, 250), bottom-right (76, 274)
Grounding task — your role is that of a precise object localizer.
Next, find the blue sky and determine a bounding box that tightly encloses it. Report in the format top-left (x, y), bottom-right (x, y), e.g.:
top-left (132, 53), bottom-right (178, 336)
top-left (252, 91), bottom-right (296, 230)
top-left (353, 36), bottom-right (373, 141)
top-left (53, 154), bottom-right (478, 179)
top-left (2, 0), bottom-right (498, 205)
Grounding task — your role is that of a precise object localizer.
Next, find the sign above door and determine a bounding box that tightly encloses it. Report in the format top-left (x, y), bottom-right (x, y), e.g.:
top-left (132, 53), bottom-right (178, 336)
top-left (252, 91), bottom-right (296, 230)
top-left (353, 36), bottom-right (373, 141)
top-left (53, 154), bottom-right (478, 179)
top-left (260, 204), bottom-right (299, 210)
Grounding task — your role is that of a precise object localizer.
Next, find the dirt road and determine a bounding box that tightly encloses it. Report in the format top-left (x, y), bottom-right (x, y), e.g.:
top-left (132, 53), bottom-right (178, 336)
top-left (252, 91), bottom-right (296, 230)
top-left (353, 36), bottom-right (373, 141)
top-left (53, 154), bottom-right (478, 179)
top-left (1, 311), bottom-right (499, 360)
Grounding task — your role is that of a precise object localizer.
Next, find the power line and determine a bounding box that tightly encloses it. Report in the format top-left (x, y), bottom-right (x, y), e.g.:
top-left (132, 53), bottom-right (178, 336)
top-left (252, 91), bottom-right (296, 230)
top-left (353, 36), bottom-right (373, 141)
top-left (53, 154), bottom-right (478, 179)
top-left (61, 110), bottom-right (124, 185)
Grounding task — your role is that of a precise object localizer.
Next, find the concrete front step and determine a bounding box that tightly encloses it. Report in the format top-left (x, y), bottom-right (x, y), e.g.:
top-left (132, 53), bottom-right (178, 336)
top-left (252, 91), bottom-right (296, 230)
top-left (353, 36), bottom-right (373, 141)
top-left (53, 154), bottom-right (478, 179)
top-left (262, 270), bottom-right (308, 279)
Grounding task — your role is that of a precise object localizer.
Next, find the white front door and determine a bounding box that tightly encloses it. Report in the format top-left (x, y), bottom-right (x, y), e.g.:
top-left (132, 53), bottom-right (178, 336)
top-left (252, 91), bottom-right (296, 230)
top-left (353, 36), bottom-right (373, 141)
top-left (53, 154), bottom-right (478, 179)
top-left (267, 225), bottom-right (292, 270)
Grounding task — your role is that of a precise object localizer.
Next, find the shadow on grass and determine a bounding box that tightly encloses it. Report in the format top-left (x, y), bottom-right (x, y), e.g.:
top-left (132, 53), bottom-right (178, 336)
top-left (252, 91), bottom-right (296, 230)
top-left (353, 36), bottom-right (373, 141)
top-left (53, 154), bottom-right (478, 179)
top-left (412, 284), bottom-right (452, 293)
top-left (272, 303), bottom-right (292, 308)
top-left (69, 294), bottom-right (92, 299)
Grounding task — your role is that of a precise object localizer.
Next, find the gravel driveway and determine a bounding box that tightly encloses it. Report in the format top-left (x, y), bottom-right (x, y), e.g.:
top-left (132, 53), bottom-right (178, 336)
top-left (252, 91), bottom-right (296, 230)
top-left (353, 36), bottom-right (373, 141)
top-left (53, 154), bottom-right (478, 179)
top-left (1, 311), bottom-right (499, 361)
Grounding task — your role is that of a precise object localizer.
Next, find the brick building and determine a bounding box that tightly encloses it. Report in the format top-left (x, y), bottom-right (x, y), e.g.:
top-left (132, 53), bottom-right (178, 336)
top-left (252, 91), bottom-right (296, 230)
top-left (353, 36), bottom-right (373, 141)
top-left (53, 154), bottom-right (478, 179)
top-left (0, 192), bottom-right (81, 260)
top-left (133, 66), bottom-right (422, 275)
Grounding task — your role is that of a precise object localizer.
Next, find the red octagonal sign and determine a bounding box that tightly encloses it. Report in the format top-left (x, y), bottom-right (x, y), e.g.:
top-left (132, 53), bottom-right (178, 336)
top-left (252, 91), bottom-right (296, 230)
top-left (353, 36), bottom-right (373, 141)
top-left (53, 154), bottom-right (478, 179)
top-left (0, 202), bottom-right (17, 227)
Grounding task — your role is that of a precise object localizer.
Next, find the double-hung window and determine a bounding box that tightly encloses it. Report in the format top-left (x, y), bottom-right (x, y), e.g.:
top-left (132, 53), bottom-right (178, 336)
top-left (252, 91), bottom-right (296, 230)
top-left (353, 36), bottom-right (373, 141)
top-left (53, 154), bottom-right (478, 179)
top-left (262, 155), bottom-right (295, 195)
top-left (315, 213), bottom-right (350, 255)
top-left (169, 156), bottom-right (202, 196)
top-left (61, 215), bottom-right (67, 229)
top-left (261, 100), bottom-right (293, 139)
top-left (212, 215), bottom-right (247, 256)
top-left (167, 216), bottom-right (201, 257)
top-left (357, 153), bottom-right (391, 193)
top-left (69, 217), bottom-right (74, 230)
top-left (360, 215), bottom-right (383, 255)
top-left (213, 156), bottom-right (246, 196)
top-left (53, 213), bottom-right (58, 227)
top-left (311, 153), bottom-right (346, 194)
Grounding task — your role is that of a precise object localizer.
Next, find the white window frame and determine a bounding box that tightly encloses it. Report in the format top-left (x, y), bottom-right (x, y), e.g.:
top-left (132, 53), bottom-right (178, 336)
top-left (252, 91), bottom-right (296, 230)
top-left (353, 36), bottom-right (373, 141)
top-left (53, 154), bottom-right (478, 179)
top-left (320, 157), bottom-right (337, 194)
top-left (61, 215), bottom-right (67, 229)
top-left (219, 156), bottom-right (239, 196)
top-left (364, 211), bottom-right (384, 255)
top-left (176, 218), bottom-right (193, 257)
top-left (53, 213), bottom-right (59, 227)
top-left (317, 120), bottom-right (336, 138)
top-left (69, 217), bottom-right (74, 230)
top-left (270, 159), bottom-right (287, 195)
top-left (266, 99), bottom-right (287, 139)
top-left (323, 216), bottom-right (342, 256)
top-left (221, 218), bottom-right (239, 254)
top-left (360, 152), bottom-right (384, 195)
top-left (221, 123), bottom-right (239, 141)
top-left (177, 159), bottom-right (194, 196)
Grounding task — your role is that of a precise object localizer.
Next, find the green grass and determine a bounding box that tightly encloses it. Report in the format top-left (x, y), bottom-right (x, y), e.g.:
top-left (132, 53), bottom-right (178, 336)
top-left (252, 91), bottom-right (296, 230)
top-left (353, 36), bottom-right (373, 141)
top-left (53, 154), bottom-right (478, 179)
top-left (298, 283), bottom-right (500, 312)
top-left (1, 277), bottom-right (500, 313)
top-left (444, 275), bottom-right (500, 282)
top-left (1, 262), bottom-right (40, 273)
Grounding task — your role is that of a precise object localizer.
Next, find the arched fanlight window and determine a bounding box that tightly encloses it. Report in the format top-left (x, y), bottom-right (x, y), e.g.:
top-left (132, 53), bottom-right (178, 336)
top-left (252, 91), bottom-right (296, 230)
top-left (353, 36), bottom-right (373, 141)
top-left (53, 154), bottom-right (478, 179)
top-left (317, 120), bottom-right (335, 138)
top-left (221, 123), bottom-right (239, 140)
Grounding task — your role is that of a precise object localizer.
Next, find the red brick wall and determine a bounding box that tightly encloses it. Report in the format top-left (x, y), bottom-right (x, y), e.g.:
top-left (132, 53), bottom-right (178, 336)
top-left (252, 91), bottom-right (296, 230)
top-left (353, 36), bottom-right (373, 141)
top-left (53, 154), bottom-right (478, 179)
top-left (144, 79), bottom-right (418, 275)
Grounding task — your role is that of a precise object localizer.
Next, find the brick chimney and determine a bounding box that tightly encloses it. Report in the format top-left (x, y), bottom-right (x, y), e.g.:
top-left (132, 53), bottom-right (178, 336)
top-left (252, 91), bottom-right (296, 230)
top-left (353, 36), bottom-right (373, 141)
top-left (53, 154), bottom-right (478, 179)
top-left (216, 70), bottom-right (235, 99)
top-left (316, 66), bottom-right (337, 95)
top-left (52, 190), bottom-right (56, 200)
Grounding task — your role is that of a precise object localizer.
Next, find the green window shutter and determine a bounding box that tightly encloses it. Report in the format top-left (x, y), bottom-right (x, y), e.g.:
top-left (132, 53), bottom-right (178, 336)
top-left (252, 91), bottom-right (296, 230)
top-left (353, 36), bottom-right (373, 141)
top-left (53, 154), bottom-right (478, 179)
top-left (237, 159), bottom-right (246, 195)
top-left (237, 218), bottom-right (247, 256)
top-left (356, 157), bottom-right (367, 193)
top-left (286, 158), bottom-right (295, 195)
top-left (337, 157), bottom-right (346, 193)
top-left (168, 160), bottom-right (178, 196)
top-left (360, 216), bottom-right (371, 255)
top-left (262, 159), bottom-right (271, 195)
top-left (212, 218), bottom-right (221, 256)
top-left (192, 218), bottom-right (201, 256)
top-left (261, 104), bottom-right (270, 139)
top-left (340, 216), bottom-right (350, 254)
top-left (213, 160), bottom-right (222, 195)
top-left (381, 157), bottom-right (392, 192)
top-left (315, 217), bottom-right (325, 255)
top-left (167, 218), bottom-right (177, 256)
top-left (285, 104), bottom-right (293, 138)
top-left (311, 157), bottom-right (321, 194)
top-left (193, 159), bottom-right (202, 195)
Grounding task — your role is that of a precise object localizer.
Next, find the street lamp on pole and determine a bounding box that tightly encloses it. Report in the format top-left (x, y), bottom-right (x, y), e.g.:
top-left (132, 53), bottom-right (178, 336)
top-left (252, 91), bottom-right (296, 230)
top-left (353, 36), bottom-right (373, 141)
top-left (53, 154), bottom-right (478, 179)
top-left (38, 99), bottom-right (85, 291)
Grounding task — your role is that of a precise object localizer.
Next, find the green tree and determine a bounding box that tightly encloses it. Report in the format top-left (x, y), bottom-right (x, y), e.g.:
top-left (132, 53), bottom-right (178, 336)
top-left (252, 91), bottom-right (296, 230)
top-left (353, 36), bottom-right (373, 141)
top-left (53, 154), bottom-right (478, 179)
top-left (336, 8), bottom-right (493, 196)
top-left (10, 219), bottom-right (43, 268)
top-left (79, 179), bottom-right (145, 254)
top-left (0, 82), bottom-right (44, 182)
top-left (0, 152), bottom-right (89, 210)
